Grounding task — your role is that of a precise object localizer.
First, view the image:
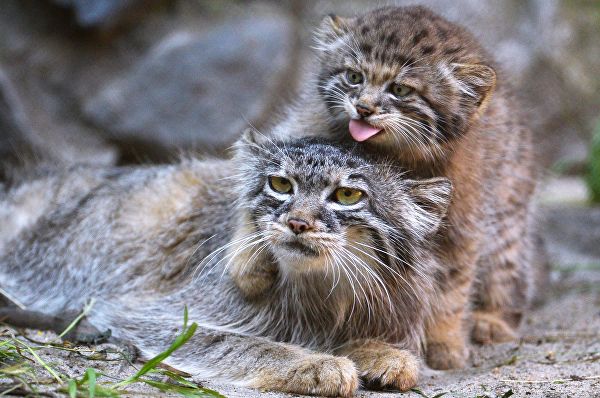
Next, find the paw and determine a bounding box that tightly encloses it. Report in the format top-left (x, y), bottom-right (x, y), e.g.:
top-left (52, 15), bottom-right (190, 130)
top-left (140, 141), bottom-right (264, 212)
top-left (255, 354), bottom-right (358, 397)
top-left (358, 349), bottom-right (420, 391)
top-left (235, 273), bottom-right (276, 299)
top-left (471, 311), bottom-right (517, 345)
top-left (425, 341), bottom-right (468, 370)
top-left (232, 263), bottom-right (278, 300)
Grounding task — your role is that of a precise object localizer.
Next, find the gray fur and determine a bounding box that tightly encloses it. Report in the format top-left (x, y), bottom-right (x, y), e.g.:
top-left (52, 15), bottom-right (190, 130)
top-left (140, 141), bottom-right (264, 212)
top-left (0, 137), bottom-right (450, 395)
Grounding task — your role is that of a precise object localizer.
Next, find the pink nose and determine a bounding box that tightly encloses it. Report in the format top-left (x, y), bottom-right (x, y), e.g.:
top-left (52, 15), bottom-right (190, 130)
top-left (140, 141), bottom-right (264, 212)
top-left (287, 218), bottom-right (311, 234)
top-left (356, 103), bottom-right (373, 117)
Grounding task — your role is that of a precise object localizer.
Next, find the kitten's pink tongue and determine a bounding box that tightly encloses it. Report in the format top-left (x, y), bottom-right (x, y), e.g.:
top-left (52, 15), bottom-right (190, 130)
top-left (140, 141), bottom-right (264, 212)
top-left (349, 119), bottom-right (383, 142)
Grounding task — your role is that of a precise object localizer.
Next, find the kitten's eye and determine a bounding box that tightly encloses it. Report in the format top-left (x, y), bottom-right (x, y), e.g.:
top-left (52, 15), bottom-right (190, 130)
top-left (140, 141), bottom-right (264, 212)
top-left (334, 188), bottom-right (364, 205)
top-left (268, 176), bottom-right (293, 194)
top-left (346, 70), bottom-right (364, 85)
top-left (391, 83), bottom-right (413, 97)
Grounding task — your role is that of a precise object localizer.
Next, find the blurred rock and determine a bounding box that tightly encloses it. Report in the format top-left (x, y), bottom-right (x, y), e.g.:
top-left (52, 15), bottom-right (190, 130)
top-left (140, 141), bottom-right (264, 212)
top-left (0, 66), bottom-right (118, 178)
top-left (0, 69), bottom-right (36, 179)
top-left (542, 205), bottom-right (600, 266)
top-left (1, 0), bottom-right (598, 168)
top-left (51, 0), bottom-right (142, 27)
top-left (84, 14), bottom-right (294, 154)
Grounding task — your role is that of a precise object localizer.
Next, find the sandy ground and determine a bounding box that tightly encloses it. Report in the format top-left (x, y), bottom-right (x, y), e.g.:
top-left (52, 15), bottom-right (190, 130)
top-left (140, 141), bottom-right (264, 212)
top-left (2, 199), bottom-right (600, 398)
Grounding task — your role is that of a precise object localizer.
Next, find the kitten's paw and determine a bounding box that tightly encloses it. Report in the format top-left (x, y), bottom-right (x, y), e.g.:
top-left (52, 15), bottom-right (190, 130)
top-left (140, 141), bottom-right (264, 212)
top-left (359, 348), bottom-right (420, 391)
top-left (425, 341), bottom-right (468, 370)
top-left (471, 311), bottom-right (517, 345)
top-left (254, 354), bottom-right (359, 397)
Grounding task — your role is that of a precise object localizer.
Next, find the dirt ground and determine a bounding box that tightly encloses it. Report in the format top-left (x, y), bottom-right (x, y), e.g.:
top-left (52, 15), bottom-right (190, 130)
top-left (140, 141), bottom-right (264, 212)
top-left (2, 185), bottom-right (600, 398)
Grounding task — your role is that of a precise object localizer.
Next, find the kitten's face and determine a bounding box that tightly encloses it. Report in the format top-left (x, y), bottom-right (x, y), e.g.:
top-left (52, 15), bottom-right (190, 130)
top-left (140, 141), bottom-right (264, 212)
top-left (315, 6), bottom-right (496, 161)
top-left (235, 134), bottom-right (451, 279)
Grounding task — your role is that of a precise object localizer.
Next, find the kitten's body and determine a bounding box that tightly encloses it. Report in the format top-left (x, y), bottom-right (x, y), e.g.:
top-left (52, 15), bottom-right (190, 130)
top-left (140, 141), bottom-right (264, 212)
top-left (0, 137), bottom-right (451, 395)
top-left (251, 6), bottom-right (539, 368)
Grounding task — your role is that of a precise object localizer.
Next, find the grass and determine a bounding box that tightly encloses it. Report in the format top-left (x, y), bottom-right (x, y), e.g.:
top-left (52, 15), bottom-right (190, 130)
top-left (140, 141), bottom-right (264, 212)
top-left (587, 119), bottom-right (600, 203)
top-left (0, 307), bottom-right (225, 398)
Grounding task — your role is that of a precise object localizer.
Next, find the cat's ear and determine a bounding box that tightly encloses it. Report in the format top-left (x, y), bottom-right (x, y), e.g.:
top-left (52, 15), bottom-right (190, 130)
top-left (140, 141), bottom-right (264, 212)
top-left (405, 177), bottom-right (452, 238)
top-left (451, 63), bottom-right (496, 111)
top-left (315, 14), bottom-right (352, 48)
top-left (234, 128), bottom-right (269, 159)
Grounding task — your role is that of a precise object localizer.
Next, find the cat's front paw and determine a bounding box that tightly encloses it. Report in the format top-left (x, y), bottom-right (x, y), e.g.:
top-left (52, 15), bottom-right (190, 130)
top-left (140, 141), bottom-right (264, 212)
top-left (231, 262), bottom-right (278, 300)
top-left (255, 354), bottom-right (359, 397)
top-left (234, 272), bottom-right (276, 299)
top-left (359, 348), bottom-right (420, 391)
top-left (471, 311), bottom-right (517, 345)
top-left (425, 341), bottom-right (468, 370)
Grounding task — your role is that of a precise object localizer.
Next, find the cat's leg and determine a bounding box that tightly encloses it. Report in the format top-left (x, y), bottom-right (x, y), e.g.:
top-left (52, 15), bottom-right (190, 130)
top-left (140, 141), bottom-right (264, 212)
top-left (160, 331), bottom-right (359, 397)
top-left (0, 307), bottom-right (111, 344)
top-left (424, 241), bottom-right (476, 370)
top-left (227, 219), bottom-right (279, 299)
top-left (229, 260), bottom-right (278, 299)
top-left (335, 339), bottom-right (419, 391)
top-left (471, 209), bottom-right (535, 345)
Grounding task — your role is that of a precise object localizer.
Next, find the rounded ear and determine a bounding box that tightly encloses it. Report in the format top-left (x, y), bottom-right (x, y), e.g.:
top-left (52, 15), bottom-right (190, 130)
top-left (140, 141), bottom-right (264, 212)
top-left (405, 177), bottom-right (453, 238)
top-left (234, 127), bottom-right (267, 160)
top-left (451, 63), bottom-right (496, 111)
top-left (239, 127), bottom-right (260, 145)
top-left (314, 13), bottom-right (352, 49)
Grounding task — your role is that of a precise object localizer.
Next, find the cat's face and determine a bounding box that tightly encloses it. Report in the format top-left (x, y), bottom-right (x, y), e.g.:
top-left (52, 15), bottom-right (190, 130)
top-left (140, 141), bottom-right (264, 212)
top-left (315, 6), bottom-right (496, 162)
top-left (234, 132), bottom-right (451, 279)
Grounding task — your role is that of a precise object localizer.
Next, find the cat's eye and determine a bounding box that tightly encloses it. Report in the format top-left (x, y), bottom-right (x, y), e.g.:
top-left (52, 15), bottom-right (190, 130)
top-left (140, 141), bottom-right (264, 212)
top-left (333, 188), bottom-right (364, 205)
top-left (268, 176), bottom-right (293, 194)
top-left (391, 83), bottom-right (413, 97)
top-left (346, 70), bottom-right (364, 85)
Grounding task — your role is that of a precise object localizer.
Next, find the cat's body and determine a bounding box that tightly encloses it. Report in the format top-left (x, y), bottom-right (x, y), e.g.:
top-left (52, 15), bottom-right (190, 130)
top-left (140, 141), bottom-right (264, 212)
top-left (235, 6), bottom-right (539, 369)
top-left (0, 136), bottom-right (452, 395)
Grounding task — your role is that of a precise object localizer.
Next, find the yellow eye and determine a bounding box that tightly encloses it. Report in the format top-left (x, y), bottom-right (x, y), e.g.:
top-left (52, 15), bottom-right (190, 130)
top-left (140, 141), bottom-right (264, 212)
top-left (346, 70), bottom-right (364, 85)
top-left (391, 83), bottom-right (413, 97)
top-left (334, 188), bottom-right (364, 205)
top-left (268, 176), bottom-right (292, 194)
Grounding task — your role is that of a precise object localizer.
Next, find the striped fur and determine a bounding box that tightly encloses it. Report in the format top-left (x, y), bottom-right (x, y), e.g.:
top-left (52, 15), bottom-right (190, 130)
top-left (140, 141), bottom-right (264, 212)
top-left (0, 137), bottom-right (452, 395)
top-left (265, 6), bottom-right (539, 369)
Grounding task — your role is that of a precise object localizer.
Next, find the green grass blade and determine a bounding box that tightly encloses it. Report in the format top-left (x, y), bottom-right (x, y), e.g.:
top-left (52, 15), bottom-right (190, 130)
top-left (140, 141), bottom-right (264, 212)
top-left (58, 299), bottom-right (96, 340)
top-left (68, 379), bottom-right (77, 398)
top-left (143, 379), bottom-right (226, 398)
top-left (410, 388), bottom-right (429, 398)
top-left (15, 340), bottom-right (62, 384)
top-left (113, 307), bottom-right (197, 388)
top-left (86, 368), bottom-right (97, 398)
top-left (500, 390), bottom-right (514, 398)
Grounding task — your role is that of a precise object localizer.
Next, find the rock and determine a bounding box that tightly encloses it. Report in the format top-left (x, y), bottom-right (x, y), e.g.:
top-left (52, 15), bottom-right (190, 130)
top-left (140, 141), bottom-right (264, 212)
top-left (542, 205), bottom-right (600, 266)
top-left (84, 14), bottom-right (294, 154)
top-left (0, 69), bottom-right (42, 180)
top-left (51, 0), bottom-right (142, 27)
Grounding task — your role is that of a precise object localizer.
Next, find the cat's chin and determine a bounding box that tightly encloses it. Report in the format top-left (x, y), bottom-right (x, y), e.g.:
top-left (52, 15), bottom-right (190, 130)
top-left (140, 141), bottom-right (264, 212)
top-left (271, 245), bottom-right (328, 275)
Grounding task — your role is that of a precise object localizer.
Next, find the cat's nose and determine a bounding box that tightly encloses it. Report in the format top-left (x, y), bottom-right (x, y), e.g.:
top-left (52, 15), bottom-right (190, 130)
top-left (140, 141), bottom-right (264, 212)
top-left (287, 218), bottom-right (312, 234)
top-left (356, 103), bottom-right (374, 117)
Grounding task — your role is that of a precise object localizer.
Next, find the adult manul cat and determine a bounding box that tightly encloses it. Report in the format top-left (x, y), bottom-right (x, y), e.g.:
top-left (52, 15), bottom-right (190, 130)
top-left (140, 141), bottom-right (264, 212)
top-left (236, 6), bottom-right (539, 369)
top-left (0, 134), bottom-right (451, 395)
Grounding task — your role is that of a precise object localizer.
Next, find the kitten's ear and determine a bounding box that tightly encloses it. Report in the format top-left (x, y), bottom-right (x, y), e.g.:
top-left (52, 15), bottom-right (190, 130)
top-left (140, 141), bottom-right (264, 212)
top-left (405, 177), bottom-right (453, 238)
top-left (451, 63), bottom-right (496, 111)
top-left (315, 14), bottom-right (352, 47)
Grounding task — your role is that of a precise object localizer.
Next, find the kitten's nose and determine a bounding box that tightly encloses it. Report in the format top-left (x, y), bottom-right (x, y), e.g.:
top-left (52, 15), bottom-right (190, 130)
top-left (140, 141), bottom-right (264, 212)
top-left (287, 218), bottom-right (312, 234)
top-left (356, 103), bottom-right (374, 117)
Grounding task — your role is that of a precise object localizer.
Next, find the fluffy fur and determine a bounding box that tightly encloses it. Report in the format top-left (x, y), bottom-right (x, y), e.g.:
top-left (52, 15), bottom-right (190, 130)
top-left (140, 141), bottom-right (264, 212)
top-left (0, 135), bottom-right (452, 396)
top-left (241, 5), bottom-right (539, 369)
